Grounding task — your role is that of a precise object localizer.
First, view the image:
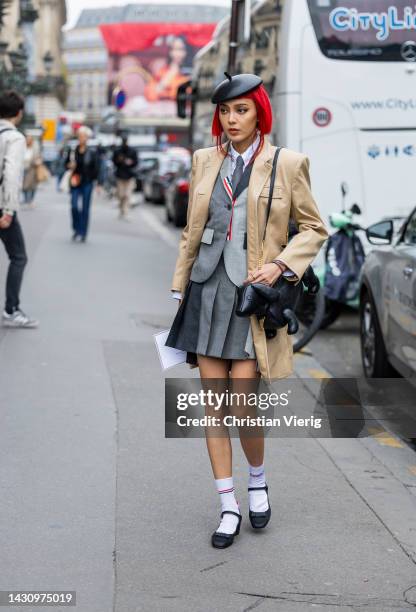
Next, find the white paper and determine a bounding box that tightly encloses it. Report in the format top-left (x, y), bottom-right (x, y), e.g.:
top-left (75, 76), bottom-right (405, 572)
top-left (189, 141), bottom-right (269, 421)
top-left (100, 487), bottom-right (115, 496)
top-left (154, 329), bottom-right (187, 371)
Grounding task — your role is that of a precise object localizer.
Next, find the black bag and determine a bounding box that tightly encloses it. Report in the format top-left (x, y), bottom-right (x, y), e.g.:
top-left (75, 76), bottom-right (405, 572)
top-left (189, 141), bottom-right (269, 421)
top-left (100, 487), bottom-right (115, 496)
top-left (236, 146), bottom-right (320, 338)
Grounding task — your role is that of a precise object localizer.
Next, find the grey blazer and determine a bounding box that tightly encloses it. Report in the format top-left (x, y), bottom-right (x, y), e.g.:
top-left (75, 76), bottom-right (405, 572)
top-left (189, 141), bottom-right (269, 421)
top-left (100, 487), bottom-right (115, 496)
top-left (190, 154), bottom-right (250, 287)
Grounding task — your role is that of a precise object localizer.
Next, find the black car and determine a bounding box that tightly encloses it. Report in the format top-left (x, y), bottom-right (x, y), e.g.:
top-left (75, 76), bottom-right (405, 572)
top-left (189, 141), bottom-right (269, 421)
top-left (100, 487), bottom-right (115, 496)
top-left (134, 152), bottom-right (163, 193)
top-left (165, 160), bottom-right (191, 227)
top-left (142, 157), bottom-right (183, 204)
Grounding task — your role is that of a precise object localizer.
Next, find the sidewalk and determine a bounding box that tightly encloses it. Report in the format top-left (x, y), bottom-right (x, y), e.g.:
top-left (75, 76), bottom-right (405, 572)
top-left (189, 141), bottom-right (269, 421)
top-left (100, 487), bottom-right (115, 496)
top-left (0, 184), bottom-right (415, 611)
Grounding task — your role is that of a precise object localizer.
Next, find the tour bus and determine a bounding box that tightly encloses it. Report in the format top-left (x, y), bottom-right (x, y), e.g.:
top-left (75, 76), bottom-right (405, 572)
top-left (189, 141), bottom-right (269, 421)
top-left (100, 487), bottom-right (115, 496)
top-left (187, 0), bottom-right (416, 246)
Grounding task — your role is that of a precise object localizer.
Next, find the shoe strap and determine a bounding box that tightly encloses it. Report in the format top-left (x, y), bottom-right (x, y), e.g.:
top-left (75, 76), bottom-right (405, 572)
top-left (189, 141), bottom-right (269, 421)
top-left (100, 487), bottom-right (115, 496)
top-left (221, 510), bottom-right (241, 519)
top-left (248, 485), bottom-right (268, 492)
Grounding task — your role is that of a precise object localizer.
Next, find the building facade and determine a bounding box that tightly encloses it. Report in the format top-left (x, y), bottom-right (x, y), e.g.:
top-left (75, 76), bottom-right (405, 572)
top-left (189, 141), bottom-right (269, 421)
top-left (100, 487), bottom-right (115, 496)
top-left (63, 3), bottom-right (229, 126)
top-left (0, 0), bottom-right (67, 125)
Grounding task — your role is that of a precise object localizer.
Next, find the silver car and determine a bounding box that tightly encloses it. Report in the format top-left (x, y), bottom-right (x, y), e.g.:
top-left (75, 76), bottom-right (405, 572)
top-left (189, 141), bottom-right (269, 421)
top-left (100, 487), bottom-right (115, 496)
top-left (359, 209), bottom-right (416, 379)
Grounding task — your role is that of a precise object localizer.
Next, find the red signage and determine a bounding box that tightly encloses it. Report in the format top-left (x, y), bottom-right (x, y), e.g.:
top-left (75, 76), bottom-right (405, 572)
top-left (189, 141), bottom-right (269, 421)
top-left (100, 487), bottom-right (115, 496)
top-left (312, 107), bottom-right (332, 127)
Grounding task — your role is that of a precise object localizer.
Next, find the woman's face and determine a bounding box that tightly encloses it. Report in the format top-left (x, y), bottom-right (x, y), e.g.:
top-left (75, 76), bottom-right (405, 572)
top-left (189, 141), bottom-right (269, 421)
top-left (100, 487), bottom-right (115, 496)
top-left (170, 38), bottom-right (187, 65)
top-left (219, 98), bottom-right (257, 147)
top-left (78, 131), bottom-right (88, 146)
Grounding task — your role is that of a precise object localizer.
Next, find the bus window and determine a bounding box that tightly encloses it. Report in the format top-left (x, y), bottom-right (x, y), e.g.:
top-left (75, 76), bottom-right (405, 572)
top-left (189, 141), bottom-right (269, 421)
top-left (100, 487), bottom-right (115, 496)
top-left (307, 1), bottom-right (416, 61)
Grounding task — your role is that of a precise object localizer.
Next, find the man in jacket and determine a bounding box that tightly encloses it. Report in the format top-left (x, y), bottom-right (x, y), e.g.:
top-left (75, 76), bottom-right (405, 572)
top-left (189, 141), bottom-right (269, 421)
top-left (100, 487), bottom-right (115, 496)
top-left (0, 90), bottom-right (38, 328)
top-left (112, 133), bottom-right (138, 219)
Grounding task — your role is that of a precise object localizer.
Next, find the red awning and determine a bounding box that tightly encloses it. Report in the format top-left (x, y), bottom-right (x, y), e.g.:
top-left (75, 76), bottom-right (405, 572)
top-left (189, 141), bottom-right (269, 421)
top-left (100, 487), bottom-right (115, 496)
top-left (99, 22), bottom-right (216, 54)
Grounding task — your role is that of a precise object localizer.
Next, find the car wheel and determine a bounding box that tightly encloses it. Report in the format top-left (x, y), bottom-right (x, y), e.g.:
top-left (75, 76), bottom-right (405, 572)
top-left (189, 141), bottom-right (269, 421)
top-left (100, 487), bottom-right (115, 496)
top-left (173, 205), bottom-right (182, 227)
top-left (360, 290), bottom-right (396, 378)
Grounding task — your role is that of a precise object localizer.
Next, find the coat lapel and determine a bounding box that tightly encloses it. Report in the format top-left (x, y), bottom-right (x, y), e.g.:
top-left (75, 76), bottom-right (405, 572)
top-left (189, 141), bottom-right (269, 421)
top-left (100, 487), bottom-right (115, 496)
top-left (246, 137), bottom-right (275, 266)
top-left (192, 146), bottom-right (227, 226)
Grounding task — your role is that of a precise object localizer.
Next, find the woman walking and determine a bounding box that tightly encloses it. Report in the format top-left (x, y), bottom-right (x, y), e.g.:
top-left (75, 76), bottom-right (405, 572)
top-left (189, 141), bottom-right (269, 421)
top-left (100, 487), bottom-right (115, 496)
top-left (65, 126), bottom-right (100, 242)
top-left (22, 135), bottom-right (41, 206)
top-left (166, 73), bottom-right (328, 548)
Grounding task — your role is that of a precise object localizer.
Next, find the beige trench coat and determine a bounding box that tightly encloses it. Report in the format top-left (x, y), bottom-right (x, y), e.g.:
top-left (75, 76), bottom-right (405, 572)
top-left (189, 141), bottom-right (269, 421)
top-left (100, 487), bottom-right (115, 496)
top-left (171, 137), bottom-right (329, 381)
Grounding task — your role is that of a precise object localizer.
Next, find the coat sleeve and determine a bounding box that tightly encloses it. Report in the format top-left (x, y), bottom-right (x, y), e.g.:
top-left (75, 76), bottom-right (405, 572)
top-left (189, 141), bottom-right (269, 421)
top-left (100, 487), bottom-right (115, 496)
top-left (1, 133), bottom-right (26, 212)
top-left (171, 150), bottom-right (199, 293)
top-left (274, 155), bottom-right (329, 282)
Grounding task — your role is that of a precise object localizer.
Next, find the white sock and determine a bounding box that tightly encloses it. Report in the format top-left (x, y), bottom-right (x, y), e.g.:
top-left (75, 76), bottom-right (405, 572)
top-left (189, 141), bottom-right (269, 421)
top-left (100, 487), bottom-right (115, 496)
top-left (215, 477), bottom-right (240, 535)
top-left (248, 463), bottom-right (269, 512)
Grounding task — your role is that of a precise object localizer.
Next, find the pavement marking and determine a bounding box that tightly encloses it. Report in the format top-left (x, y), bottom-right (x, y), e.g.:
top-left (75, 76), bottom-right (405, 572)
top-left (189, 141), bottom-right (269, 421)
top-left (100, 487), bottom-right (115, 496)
top-left (308, 368), bottom-right (331, 379)
top-left (138, 206), bottom-right (178, 249)
top-left (368, 427), bottom-right (405, 448)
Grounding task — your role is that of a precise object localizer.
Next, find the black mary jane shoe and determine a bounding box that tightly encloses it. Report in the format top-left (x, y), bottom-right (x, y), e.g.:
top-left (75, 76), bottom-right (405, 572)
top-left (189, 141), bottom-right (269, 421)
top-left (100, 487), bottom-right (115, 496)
top-left (211, 510), bottom-right (242, 549)
top-left (248, 485), bottom-right (271, 529)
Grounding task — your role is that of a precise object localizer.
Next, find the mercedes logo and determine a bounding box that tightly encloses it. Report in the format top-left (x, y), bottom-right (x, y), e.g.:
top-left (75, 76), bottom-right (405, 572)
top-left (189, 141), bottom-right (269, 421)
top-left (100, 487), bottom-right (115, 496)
top-left (401, 41), bottom-right (416, 62)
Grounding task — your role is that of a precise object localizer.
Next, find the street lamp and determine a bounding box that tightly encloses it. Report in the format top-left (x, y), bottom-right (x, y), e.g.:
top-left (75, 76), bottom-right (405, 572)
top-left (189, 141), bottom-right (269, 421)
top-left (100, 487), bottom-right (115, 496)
top-left (43, 50), bottom-right (53, 76)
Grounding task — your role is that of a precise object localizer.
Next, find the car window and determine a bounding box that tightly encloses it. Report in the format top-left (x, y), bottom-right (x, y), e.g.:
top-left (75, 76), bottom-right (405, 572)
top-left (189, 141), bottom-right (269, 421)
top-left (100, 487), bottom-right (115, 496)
top-left (403, 211), bottom-right (416, 246)
top-left (140, 159), bottom-right (157, 170)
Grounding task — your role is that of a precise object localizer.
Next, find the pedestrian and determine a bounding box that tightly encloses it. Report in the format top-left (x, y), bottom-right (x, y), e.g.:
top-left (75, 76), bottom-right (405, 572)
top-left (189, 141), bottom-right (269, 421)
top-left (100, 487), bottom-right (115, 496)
top-left (112, 133), bottom-right (138, 220)
top-left (65, 126), bottom-right (100, 242)
top-left (165, 74), bottom-right (328, 548)
top-left (0, 90), bottom-right (38, 328)
top-left (55, 144), bottom-right (69, 192)
top-left (22, 134), bottom-right (41, 206)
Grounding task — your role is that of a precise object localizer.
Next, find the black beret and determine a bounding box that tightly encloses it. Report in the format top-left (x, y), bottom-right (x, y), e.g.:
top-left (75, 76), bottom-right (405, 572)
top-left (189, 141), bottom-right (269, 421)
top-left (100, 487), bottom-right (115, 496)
top-left (211, 72), bottom-right (263, 104)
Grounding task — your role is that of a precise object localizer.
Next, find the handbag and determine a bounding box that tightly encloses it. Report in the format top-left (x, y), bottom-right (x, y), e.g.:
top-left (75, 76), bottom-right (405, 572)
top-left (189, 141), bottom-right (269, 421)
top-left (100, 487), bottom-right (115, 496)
top-left (59, 150), bottom-right (78, 192)
top-left (35, 162), bottom-right (50, 183)
top-left (70, 172), bottom-right (81, 188)
top-left (59, 170), bottom-right (71, 193)
top-left (236, 147), bottom-right (320, 338)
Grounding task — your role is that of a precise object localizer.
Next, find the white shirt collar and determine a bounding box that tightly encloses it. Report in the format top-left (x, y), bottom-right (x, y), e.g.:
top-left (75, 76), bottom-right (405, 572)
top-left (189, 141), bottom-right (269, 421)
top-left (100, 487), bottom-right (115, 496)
top-left (228, 132), bottom-right (260, 169)
top-left (0, 119), bottom-right (16, 130)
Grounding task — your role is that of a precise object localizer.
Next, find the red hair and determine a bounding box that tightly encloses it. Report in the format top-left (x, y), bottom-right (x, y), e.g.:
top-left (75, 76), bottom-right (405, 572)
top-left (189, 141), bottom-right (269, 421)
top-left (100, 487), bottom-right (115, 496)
top-left (211, 83), bottom-right (273, 159)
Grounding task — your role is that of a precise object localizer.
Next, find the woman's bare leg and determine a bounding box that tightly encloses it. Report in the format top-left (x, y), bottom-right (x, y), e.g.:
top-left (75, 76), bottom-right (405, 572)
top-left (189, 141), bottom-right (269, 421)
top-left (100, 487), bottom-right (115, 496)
top-left (230, 359), bottom-right (264, 467)
top-left (197, 354), bottom-right (231, 478)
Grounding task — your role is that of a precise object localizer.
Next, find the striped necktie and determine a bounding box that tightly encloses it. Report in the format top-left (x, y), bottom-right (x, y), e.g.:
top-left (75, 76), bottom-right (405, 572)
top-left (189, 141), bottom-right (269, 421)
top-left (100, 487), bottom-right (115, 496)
top-left (231, 155), bottom-right (244, 193)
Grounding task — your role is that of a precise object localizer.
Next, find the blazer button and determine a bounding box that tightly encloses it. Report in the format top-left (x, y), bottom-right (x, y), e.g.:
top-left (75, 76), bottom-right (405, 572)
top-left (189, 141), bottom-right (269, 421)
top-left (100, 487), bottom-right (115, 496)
top-left (226, 203), bottom-right (232, 210)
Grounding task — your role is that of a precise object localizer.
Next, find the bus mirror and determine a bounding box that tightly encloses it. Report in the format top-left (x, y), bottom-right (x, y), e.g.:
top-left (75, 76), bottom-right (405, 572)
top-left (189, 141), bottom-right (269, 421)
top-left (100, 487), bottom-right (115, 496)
top-left (341, 182), bottom-right (349, 197)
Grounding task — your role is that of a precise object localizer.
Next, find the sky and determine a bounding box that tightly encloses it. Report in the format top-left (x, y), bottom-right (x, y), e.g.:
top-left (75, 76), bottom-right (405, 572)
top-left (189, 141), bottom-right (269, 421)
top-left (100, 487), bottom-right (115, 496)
top-left (66, 0), bottom-right (230, 29)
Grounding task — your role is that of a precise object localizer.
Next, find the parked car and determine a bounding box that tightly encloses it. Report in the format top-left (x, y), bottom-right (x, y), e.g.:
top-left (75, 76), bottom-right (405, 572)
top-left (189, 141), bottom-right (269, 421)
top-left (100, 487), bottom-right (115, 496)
top-left (359, 208), bottom-right (416, 379)
top-left (142, 156), bottom-right (184, 204)
top-left (165, 160), bottom-right (191, 226)
top-left (134, 152), bottom-right (164, 193)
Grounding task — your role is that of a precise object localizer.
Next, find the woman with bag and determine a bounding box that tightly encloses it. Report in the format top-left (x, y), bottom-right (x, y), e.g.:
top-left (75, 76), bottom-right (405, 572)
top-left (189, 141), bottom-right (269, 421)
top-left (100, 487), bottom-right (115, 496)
top-left (165, 73), bottom-right (328, 549)
top-left (22, 135), bottom-right (41, 206)
top-left (65, 126), bottom-right (100, 242)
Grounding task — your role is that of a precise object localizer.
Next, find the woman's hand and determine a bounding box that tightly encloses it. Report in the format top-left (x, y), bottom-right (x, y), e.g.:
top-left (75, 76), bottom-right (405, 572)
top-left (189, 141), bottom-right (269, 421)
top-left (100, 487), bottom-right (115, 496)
top-left (243, 262), bottom-right (285, 287)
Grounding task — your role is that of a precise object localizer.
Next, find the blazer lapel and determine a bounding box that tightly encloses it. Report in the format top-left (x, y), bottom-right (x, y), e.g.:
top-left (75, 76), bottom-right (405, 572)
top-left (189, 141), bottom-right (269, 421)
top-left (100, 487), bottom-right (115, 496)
top-left (247, 138), bottom-right (275, 261)
top-left (219, 151), bottom-right (231, 182)
top-left (193, 146), bottom-right (227, 225)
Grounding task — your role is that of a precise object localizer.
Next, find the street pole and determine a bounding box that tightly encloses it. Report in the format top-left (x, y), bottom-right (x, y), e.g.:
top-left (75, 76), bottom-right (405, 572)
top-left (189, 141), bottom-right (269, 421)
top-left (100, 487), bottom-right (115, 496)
top-left (228, 0), bottom-right (242, 74)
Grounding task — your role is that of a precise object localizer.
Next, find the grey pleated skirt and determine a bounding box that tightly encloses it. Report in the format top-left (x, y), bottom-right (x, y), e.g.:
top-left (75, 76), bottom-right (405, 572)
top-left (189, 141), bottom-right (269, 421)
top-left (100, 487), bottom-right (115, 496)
top-left (166, 253), bottom-right (255, 360)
